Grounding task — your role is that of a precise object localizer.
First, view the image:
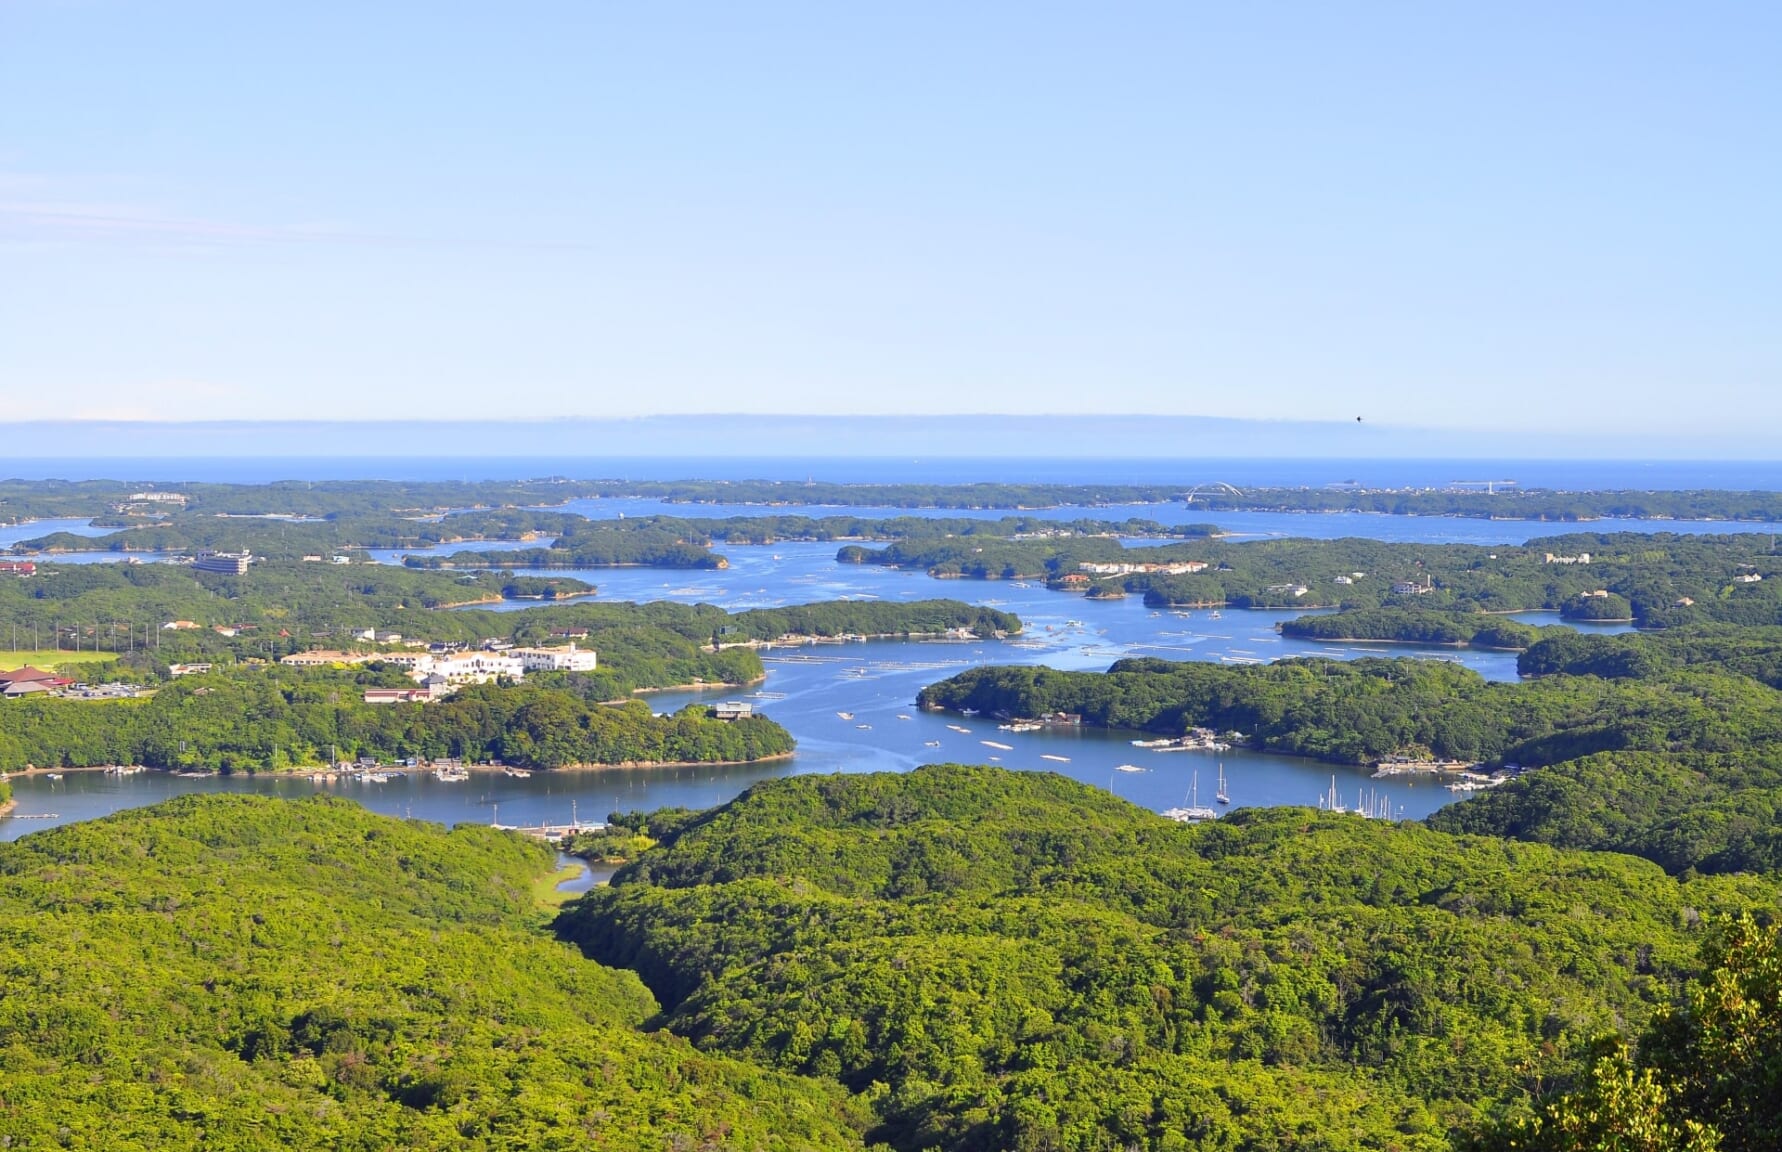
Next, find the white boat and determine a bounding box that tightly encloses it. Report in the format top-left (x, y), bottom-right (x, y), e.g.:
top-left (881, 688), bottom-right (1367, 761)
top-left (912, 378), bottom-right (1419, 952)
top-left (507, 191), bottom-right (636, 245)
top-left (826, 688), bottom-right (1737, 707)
top-left (896, 714), bottom-right (912, 720)
top-left (981, 740), bottom-right (1014, 751)
top-left (435, 768), bottom-right (470, 782)
top-left (961, 708), bottom-right (980, 716)
top-left (947, 724), bottom-right (972, 734)
top-left (1113, 764), bottom-right (1145, 773)
top-left (45, 773), bottom-right (62, 781)
top-left (1215, 763), bottom-right (1231, 805)
top-left (855, 724), bottom-right (872, 730)
top-left (924, 740), bottom-right (942, 747)
top-left (1162, 771), bottom-right (1219, 822)
top-left (504, 767), bottom-right (532, 778)
top-left (1040, 754), bottom-right (1070, 763)
top-left (837, 712), bottom-right (855, 720)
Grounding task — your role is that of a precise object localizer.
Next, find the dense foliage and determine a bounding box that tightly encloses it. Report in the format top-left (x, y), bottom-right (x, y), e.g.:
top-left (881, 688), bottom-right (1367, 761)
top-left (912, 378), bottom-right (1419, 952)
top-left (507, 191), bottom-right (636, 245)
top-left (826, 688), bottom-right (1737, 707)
top-left (842, 530), bottom-right (1782, 625)
top-left (1473, 916), bottom-right (1782, 1152)
top-left (555, 765), bottom-right (1780, 1152)
top-left (919, 657), bottom-right (1782, 768)
top-left (1281, 608), bottom-right (1545, 649)
top-left (0, 669), bottom-right (794, 771)
top-left (0, 795), bottom-right (866, 1149)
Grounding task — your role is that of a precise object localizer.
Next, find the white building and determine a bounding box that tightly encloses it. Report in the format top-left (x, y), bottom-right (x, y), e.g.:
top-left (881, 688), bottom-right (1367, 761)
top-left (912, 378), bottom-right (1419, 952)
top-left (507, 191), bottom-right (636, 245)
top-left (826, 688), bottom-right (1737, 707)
top-left (428, 651), bottom-right (525, 683)
top-left (513, 644), bottom-right (598, 673)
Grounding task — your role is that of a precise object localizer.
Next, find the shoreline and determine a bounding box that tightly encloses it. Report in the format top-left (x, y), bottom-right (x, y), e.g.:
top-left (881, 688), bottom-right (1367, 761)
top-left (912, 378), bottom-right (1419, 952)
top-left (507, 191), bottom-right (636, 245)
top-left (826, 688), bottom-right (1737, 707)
top-left (3, 750), bottom-right (798, 782)
top-left (1279, 633), bottom-right (1531, 652)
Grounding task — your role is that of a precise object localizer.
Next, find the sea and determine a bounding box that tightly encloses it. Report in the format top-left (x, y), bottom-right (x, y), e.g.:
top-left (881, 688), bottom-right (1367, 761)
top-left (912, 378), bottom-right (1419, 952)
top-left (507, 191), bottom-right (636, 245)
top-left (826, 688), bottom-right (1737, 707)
top-left (2, 456), bottom-right (1773, 840)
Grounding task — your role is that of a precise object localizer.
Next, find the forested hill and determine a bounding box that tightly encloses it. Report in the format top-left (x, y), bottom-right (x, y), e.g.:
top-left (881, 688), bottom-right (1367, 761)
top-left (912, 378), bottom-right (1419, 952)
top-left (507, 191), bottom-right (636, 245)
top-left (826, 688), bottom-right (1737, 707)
top-left (554, 765), bottom-right (1781, 1152)
top-left (0, 794), bottom-right (867, 1149)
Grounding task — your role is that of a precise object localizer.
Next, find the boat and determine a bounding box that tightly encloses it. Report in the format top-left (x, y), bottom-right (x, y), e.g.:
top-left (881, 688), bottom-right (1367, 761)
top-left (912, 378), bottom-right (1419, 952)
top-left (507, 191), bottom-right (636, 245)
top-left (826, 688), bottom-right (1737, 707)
top-left (1130, 738), bottom-right (1175, 748)
top-left (980, 740), bottom-right (1014, 751)
top-left (434, 768), bottom-right (470, 782)
top-left (1040, 754), bottom-right (1070, 763)
top-left (1161, 771), bottom-right (1219, 822)
top-left (1317, 775), bottom-right (1347, 813)
top-left (45, 773), bottom-right (62, 781)
top-left (1215, 763), bottom-right (1231, 805)
top-left (896, 714), bottom-right (912, 720)
top-left (504, 767), bottom-right (532, 778)
top-left (855, 723), bottom-right (872, 730)
top-left (924, 740), bottom-right (942, 747)
top-left (836, 712), bottom-right (855, 720)
top-left (357, 771), bottom-right (391, 784)
top-left (947, 724), bottom-right (972, 734)
top-left (961, 708), bottom-right (980, 716)
top-left (1113, 764), bottom-right (1145, 773)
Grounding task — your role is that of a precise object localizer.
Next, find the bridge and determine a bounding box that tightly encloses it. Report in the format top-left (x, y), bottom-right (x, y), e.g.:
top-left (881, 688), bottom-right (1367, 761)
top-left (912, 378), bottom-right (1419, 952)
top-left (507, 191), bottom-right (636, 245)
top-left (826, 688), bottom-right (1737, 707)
top-left (1181, 482), bottom-right (1243, 503)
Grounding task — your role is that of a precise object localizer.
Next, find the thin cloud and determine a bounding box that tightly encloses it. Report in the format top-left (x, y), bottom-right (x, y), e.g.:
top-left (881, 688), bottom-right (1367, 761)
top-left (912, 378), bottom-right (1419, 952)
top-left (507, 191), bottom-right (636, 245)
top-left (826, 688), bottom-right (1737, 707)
top-left (0, 198), bottom-right (599, 252)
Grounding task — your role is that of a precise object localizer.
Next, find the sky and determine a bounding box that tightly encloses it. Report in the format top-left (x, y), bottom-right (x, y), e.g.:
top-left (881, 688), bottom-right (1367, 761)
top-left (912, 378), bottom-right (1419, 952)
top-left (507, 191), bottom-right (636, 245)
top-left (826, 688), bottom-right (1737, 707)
top-left (1, 2), bottom-right (1778, 439)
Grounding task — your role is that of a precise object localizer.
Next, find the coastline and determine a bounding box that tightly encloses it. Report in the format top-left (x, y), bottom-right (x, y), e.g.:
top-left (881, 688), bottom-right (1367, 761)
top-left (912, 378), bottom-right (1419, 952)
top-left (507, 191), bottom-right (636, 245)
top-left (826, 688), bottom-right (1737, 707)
top-left (2, 750), bottom-right (796, 781)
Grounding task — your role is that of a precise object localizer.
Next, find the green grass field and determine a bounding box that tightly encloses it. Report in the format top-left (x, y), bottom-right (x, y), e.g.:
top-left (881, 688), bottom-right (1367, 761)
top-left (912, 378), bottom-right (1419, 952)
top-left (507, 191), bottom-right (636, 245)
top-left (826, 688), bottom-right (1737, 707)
top-left (0, 650), bottom-right (120, 672)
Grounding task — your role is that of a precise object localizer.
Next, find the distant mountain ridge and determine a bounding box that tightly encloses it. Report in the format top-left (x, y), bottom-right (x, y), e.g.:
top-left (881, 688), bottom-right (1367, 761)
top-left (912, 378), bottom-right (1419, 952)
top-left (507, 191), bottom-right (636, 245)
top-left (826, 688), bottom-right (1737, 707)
top-left (0, 415), bottom-right (1767, 459)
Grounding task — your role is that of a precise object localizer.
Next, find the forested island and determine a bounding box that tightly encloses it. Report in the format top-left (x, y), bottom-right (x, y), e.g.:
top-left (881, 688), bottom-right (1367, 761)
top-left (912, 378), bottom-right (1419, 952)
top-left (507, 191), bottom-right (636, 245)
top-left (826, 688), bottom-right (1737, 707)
top-left (0, 670), bottom-right (793, 772)
top-left (847, 530), bottom-right (1782, 628)
top-left (0, 555), bottom-right (1014, 669)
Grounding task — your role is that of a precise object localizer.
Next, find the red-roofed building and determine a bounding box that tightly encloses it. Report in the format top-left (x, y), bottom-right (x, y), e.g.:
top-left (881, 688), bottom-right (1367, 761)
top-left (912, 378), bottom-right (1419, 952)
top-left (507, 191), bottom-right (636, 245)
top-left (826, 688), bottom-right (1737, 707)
top-left (0, 666), bottom-right (73, 697)
top-left (0, 561), bottom-right (35, 576)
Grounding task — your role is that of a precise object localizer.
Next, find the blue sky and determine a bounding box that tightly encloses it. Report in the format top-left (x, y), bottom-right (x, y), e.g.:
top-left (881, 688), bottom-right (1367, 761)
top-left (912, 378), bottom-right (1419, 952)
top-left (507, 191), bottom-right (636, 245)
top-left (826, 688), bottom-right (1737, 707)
top-left (2, 2), bottom-right (1777, 437)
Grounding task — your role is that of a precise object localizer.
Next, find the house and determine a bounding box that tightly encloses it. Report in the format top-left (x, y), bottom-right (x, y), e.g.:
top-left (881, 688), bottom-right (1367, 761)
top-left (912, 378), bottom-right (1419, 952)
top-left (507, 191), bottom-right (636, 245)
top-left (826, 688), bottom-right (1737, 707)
top-left (1078, 560), bottom-right (1208, 576)
top-left (331, 555), bottom-right (352, 565)
top-left (1580, 589), bottom-right (1610, 599)
top-left (1332, 575), bottom-right (1353, 585)
top-left (374, 631), bottom-right (402, 644)
top-left (1675, 597), bottom-right (1696, 607)
top-left (167, 663), bottom-right (213, 677)
top-left (362, 679), bottom-right (454, 705)
top-left (711, 701), bottom-right (754, 721)
top-left (513, 644), bottom-right (598, 673)
top-left (0, 560), bottom-right (36, 576)
top-left (192, 550), bottom-right (251, 575)
top-left (1734, 573), bottom-right (1764, 584)
top-left (1544, 552), bottom-right (1591, 565)
top-left (129, 491), bottom-right (187, 504)
top-left (0, 666), bottom-right (73, 697)
top-left (281, 650), bottom-right (375, 667)
top-left (351, 628), bottom-right (378, 641)
top-left (162, 620), bottom-right (200, 631)
top-left (1058, 573), bottom-right (1091, 588)
top-left (1392, 578), bottom-right (1433, 595)
top-left (550, 627), bottom-right (590, 640)
top-left (301, 554), bottom-right (324, 563)
top-left (211, 625), bottom-right (240, 638)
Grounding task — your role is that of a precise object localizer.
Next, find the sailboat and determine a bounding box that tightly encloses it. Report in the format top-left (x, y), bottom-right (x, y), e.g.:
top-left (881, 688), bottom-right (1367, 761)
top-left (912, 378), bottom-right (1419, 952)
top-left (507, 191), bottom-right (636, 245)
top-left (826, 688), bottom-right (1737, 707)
top-left (1162, 770), bottom-right (1220, 823)
top-left (1215, 763), bottom-right (1231, 805)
